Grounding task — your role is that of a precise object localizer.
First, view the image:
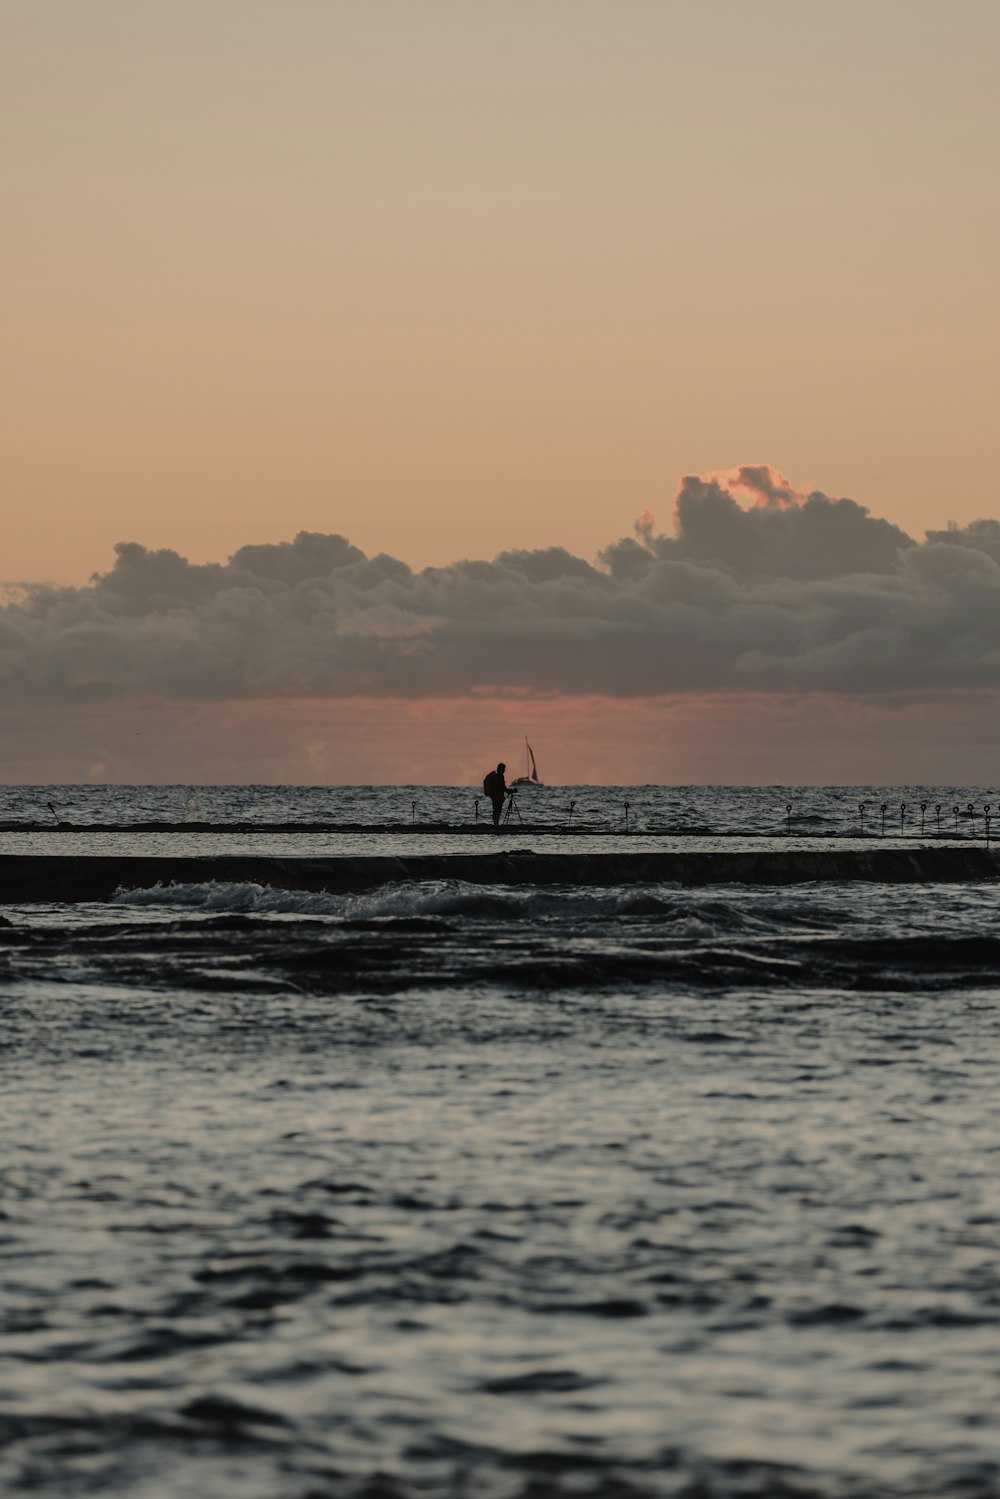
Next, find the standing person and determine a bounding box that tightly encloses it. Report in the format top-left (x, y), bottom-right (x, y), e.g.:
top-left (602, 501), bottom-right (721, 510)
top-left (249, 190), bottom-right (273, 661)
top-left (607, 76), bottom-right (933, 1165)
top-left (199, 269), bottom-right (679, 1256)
top-left (483, 763), bottom-right (508, 828)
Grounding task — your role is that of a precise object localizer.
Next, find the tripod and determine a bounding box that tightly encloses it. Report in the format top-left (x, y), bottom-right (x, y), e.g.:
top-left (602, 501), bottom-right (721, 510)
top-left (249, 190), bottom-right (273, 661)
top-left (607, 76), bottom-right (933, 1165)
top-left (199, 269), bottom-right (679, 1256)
top-left (502, 791), bottom-right (524, 826)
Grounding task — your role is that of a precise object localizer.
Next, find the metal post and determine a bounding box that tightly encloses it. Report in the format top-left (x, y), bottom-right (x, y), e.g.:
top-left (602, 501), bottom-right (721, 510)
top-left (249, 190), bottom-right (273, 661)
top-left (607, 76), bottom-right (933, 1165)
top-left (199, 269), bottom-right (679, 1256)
top-left (880, 803), bottom-right (887, 836)
top-left (474, 798), bottom-right (480, 822)
top-left (624, 801), bottom-right (630, 830)
top-left (786, 802), bottom-right (792, 835)
top-left (920, 802), bottom-right (927, 835)
top-left (900, 802), bottom-right (906, 836)
top-left (411, 800), bottom-right (416, 823)
top-left (859, 802), bottom-right (866, 836)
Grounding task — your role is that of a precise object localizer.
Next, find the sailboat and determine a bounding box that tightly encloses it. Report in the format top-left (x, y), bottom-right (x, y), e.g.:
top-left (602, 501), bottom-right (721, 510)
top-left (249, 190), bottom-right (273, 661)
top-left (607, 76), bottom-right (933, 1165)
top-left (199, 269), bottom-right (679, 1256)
top-left (511, 737), bottom-right (542, 786)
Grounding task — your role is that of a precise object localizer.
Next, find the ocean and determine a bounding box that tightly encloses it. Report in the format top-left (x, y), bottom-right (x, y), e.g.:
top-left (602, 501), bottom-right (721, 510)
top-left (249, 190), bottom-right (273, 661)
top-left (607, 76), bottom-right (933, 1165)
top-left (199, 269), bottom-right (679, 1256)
top-left (3, 784), bottom-right (1000, 1499)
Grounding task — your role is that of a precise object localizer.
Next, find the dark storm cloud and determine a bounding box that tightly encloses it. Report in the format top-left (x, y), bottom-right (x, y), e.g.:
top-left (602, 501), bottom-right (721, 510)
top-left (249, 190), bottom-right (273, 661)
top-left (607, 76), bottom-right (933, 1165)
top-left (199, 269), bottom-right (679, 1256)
top-left (4, 468), bottom-right (1000, 702)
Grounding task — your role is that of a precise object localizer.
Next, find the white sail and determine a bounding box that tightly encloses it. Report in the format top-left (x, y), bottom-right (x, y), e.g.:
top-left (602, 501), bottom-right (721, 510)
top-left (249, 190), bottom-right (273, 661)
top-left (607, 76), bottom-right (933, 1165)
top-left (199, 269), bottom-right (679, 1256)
top-left (512, 737), bottom-right (542, 786)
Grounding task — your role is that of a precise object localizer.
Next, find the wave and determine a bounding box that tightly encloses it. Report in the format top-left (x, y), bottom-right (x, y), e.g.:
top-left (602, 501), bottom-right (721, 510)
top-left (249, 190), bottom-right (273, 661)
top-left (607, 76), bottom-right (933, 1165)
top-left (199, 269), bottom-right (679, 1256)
top-left (110, 878), bottom-right (776, 934)
top-left (7, 880), bottom-right (999, 1001)
top-left (113, 880), bottom-right (346, 917)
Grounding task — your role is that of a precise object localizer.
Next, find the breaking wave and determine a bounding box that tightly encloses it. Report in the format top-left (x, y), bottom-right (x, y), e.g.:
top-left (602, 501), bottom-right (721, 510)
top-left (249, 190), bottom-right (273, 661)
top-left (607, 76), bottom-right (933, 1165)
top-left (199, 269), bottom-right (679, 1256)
top-left (110, 877), bottom-right (781, 934)
top-left (112, 879), bottom-right (346, 917)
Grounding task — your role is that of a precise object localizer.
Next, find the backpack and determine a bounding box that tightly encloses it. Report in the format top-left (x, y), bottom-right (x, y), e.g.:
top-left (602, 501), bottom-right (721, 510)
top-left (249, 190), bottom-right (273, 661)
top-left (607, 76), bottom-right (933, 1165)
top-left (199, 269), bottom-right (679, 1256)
top-left (483, 771), bottom-right (500, 797)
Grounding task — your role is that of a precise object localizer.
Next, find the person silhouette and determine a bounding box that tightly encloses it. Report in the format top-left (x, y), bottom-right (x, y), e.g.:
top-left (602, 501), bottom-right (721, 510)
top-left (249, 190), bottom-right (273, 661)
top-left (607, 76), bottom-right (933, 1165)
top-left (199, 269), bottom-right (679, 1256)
top-left (482, 762), bottom-right (508, 828)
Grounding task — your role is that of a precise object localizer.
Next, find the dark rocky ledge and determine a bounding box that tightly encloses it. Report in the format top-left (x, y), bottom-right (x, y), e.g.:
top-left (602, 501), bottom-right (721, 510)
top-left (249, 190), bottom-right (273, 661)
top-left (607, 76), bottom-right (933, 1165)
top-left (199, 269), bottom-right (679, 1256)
top-left (0, 846), bottom-right (997, 903)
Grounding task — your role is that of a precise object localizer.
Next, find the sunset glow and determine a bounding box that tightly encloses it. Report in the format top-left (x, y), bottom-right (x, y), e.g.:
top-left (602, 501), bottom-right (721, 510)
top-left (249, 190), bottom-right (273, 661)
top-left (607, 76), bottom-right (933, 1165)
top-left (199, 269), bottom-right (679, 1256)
top-left (3, 2), bottom-right (998, 591)
top-left (5, 690), bottom-right (999, 788)
top-left (3, 2), bottom-right (999, 783)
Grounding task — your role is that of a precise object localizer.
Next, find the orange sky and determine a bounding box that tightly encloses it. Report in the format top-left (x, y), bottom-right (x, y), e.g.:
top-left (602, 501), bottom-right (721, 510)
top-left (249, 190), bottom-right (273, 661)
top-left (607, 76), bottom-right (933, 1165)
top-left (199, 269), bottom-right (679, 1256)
top-left (4, 692), bottom-right (1000, 787)
top-left (3, 1), bottom-right (999, 586)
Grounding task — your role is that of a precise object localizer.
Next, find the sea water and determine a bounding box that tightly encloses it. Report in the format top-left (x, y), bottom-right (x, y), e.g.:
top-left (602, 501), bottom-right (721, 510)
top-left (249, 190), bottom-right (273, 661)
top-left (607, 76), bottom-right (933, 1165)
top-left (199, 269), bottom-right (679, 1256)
top-left (2, 786), bottom-right (1000, 1498)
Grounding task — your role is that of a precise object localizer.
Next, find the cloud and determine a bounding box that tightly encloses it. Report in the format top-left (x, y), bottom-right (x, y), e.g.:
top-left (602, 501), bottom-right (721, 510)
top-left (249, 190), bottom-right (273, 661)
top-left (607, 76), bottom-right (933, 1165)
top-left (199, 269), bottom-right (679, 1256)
top-left (604, 464), bottom-right (916, 580)
top-left (924, 517), bottom-right (1000, 566)
top-left (4, 465), bottom-right (1000, 704)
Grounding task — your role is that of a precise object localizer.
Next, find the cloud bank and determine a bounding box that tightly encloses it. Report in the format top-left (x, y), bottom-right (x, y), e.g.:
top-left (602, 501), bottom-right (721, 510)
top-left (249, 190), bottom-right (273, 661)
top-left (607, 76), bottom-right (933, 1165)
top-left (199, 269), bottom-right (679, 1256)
top-left (4, 466), bottom-right (1000, 704)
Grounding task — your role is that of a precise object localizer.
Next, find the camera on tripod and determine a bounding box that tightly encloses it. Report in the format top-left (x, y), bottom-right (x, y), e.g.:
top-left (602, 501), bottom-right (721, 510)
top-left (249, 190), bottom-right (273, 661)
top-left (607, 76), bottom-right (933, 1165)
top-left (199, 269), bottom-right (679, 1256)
top-left (502, 785), bottom-right (523, 823)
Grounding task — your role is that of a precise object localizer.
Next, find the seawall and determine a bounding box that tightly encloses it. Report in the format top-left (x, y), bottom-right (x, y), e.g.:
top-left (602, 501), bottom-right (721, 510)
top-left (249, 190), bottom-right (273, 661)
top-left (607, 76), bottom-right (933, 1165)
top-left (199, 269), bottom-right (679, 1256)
top-left (1, 846), bottom-right (997, 903)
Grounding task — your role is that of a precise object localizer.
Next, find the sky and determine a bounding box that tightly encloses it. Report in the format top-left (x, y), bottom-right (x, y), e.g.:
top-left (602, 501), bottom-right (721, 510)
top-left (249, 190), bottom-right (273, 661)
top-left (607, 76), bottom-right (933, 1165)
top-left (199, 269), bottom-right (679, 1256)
top-left (3, 1), bottom-right (999, 782)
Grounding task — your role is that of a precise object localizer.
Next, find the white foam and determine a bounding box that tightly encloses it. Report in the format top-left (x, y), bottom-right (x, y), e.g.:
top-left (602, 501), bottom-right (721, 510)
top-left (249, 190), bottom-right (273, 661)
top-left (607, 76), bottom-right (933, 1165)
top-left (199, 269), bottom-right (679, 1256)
top-left (109, 876), bottom-right (761, 931)
top-left (112, 880), bottom-right (346, 916)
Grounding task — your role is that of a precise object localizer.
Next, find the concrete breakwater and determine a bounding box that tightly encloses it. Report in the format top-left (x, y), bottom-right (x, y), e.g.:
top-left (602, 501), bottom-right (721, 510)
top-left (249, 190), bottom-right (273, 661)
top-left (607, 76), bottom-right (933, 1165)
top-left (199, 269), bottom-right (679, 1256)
top-left (0, 823), bottom-right (977, 841)
top-left (1, 846), bottom-right (998, 903)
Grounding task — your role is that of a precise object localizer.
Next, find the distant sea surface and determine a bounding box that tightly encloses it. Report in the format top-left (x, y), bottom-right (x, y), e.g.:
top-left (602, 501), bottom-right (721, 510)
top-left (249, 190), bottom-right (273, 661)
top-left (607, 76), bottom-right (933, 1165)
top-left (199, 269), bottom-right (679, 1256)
top-left (4, 784), bottom-right (1000, 1498)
